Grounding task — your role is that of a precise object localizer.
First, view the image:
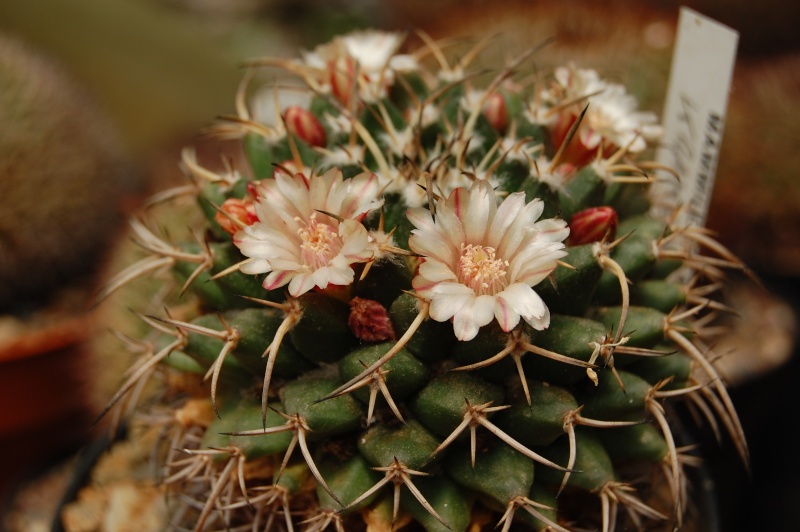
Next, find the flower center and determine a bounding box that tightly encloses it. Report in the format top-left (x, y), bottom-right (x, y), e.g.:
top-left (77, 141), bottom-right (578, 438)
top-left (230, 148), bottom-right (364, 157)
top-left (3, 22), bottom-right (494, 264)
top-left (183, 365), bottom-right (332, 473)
top-left (298, 214), bottom-right (342, 269)
top-left (458, 244), bottom-right (508, 295)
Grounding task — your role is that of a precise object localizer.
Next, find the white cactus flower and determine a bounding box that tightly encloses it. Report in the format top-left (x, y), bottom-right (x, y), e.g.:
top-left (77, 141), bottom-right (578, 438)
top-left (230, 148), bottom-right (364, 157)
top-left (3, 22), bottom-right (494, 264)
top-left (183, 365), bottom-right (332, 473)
top-left (551, 65), bottom-right (662, 153)
top-left (301, 30), bottom-right (417, 103)
top-left (234, 169), bottom-right (383, 297)
top-left (408, 180), bottom-right (569, 341)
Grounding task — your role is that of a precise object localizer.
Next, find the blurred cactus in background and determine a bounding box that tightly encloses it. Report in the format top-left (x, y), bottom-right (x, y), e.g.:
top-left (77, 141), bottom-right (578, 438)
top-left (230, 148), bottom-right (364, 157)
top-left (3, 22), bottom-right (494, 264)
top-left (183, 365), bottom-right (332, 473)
top-left (85, 28), bottom-right (759, 531)
top-left (0, 34), bottom-right (138, 312)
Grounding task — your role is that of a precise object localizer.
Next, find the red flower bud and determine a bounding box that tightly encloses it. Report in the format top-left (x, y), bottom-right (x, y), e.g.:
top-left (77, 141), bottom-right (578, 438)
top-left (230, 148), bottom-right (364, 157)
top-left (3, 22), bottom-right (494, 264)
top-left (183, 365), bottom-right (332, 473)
top-left (348, 297), bottom-right (396, 343)
top-left (284, 106), bottom-right (327, 147)
top-left (215, 197), bottom-right (258, 236)
top-left (568, 206), bottom-right (618, 246)
top-left (483, 92), bottom-right (508, 132)
top-left (329, 56), bottom-right (357, 106)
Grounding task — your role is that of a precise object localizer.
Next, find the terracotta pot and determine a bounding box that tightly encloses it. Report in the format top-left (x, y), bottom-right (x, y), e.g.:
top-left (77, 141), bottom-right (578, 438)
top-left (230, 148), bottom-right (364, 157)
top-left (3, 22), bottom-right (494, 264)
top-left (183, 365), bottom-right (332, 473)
top-left (0, 314), bottom-right (97, 505)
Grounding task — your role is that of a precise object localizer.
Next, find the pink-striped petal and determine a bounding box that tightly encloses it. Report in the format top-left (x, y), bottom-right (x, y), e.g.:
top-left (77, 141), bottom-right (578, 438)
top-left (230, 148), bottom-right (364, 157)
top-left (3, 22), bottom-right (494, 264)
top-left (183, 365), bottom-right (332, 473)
top-left (430, 289), bottom-right (473, 322)
top-left (445, 186), bottom-right (468, 220)
top-left (487, 191), bottom-right (525, 247)
top-left (275, 171), bottom-right (312, 215)
top-left (288, 272), bottom-right (317, 296)
top-left (461, 180), bottom-right (495, 244)
top-left (496, 198), bottom-right (544, 258)
top-left (417, 259), bottom-right (458, 283)
top-left (406, 206), bottom-right (436, 233)
top-left (451, 295), bottom-right (494, 341)
top-left (433, 203), bottom-right (466, 248)
top-left (339, 172), bottom-right (382, 219)
top-left (498, 283), bottom-right (549, 329)
top-left (408, 231), bottom-right (458, 266)
top-left (239, 259), bottom-right (271, 275)
top-left (264, 269), bottom-right (294, 291)
top-left (494, 295), bottom-right (521, 332)
top-left (531, 218), bottom-right (571, 243)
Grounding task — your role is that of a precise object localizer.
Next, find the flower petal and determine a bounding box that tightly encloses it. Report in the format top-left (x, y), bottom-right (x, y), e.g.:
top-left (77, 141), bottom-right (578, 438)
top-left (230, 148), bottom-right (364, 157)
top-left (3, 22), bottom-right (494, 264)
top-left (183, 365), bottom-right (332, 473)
top-left (430, 281), bottom-right (475, 297)
top-left (309, 168), bottom-right (338, 213)
top-left (487, 191), bottom-right (525, 247)
top-left (288, 272), bottom-right (317, 297)
top-left (509, 242), bottom-right (566, 286)
top-left (523, 304), bottom-right (550, 331)
top-left (496, 198), bottom-right (544, 258)
top-left (433, 202), bottom-right (466, 249)
top-left (239, 258), bottom-right (271, 275)
top-left (429, 287), bottom-right (473, 322)
top-left (254, 180), bottom-right (300, 225)
top-left (275, 171), bottom-right (311, 216)
top-left (264, 269), bottom-right (295, 291)
top-left (235, 224), bottom-right (298, 260)
top-left (473, 295), bottom-right (497, 327)
top-left (451, 295), bottom-right (495, 341)
top-left (494, 295), bottom-right (521, 332)
top-left (532, 218), bottom-right (571, 244)
top-left (461, 180), bottom-right (495, 244)
top-left (408, 231), bottom-right (458, 266)
top-left (498, 283), bottom-right (550, 330)
top-left (339, 220), bottom-right (373, 261)
top-left (418, 259), bottom-right (458, 283)
top-left (339, 171), bottom-right (382, 219)
top-left (311, 261), bottom-right (353, 289)
top-left (406, 206), bottom-right (435, 233)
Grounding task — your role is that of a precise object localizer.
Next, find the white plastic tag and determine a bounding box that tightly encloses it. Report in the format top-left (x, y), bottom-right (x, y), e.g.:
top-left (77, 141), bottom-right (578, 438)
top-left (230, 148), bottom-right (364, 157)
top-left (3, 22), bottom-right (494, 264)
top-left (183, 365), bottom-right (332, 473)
top-left (650, 7), bottom-right (739, 228)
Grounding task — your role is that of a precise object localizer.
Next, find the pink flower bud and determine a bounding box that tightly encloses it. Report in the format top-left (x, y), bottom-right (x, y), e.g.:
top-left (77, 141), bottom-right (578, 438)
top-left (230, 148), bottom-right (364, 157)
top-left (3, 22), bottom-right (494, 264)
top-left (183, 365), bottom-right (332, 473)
top-left (284, 106), bottom-right (327, 147)
top-left (483, 92), bottom-right (508, 132)
top-left (329, 56), bottom-right (356, 106)
top-left (215, 197), bottom-right (258, 236)
top-left (568, 206), bottom-right (618, 246)
top-left (348, 297), bottom-right (396, 342)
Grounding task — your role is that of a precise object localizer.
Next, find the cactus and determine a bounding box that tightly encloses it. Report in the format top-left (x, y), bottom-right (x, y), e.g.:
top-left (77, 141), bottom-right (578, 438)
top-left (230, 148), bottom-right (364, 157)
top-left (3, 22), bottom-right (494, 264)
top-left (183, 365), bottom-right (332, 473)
top-left (99, 29), bottom-right (752, 531)
top-left (0, 34), bottom-right (136, 311)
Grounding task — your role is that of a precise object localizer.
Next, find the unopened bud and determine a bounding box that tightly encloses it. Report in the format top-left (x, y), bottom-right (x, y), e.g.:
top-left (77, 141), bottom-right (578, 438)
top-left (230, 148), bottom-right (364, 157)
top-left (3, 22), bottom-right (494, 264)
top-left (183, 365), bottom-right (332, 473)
top-left (329, 56), bottom-right (357, 106)
top-left (568, 206), bottom-right (618, 246)
top-left (284, 106), bottom-right (327, 147)
top-left (215, 198), bottom-right (258, 235)
top-left (483, 92), bottom-right (508, 132)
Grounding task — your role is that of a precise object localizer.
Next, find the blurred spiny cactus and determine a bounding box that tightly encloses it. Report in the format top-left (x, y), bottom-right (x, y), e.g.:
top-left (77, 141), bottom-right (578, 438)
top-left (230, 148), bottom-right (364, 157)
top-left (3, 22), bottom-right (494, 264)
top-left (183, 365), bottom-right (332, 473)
top-left (99, 30), bottom-right (752, 531)
top-left (0, 34), bottom-right (138, 312)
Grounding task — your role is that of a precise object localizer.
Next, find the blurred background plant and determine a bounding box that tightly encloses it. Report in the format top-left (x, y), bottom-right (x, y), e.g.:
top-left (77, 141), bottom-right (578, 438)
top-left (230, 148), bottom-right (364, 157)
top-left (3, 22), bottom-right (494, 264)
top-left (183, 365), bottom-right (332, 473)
top-left (0, 0), bottom-right (797, 530)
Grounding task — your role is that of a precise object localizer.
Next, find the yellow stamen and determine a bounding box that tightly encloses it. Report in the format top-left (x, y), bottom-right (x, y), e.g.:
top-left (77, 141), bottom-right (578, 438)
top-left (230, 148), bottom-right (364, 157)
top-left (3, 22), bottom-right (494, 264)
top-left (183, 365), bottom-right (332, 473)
top-left (458, 243), bottom-right (508, 295)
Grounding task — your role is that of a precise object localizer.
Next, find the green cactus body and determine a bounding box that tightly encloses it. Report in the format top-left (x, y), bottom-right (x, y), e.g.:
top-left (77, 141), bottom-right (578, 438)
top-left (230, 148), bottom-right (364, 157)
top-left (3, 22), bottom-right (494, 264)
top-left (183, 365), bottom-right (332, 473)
top-left (101, 29), bottom-right (751, 531)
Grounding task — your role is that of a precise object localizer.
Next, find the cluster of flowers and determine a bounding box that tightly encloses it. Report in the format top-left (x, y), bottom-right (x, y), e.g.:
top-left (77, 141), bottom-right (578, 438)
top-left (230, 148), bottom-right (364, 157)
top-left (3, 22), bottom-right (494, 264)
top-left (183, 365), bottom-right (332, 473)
top-left (216, 29), bottom-right (660, 342)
